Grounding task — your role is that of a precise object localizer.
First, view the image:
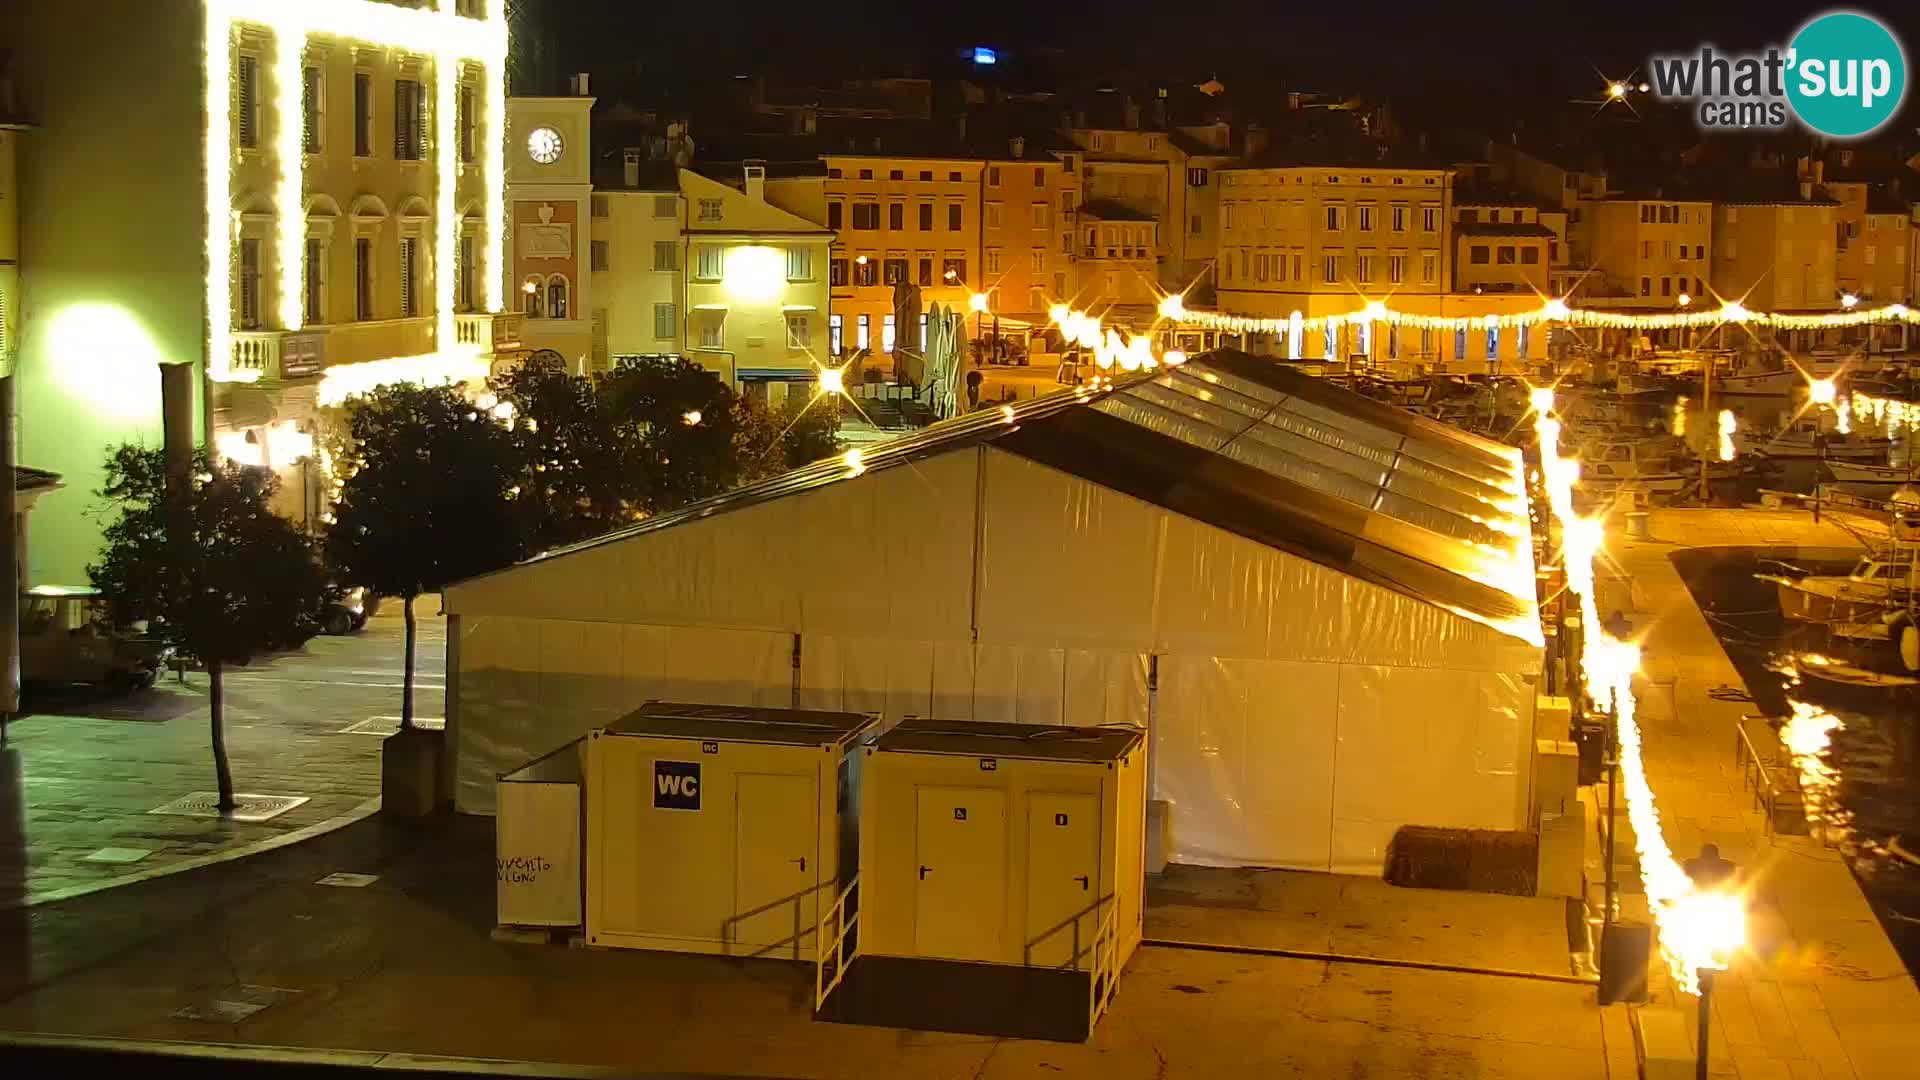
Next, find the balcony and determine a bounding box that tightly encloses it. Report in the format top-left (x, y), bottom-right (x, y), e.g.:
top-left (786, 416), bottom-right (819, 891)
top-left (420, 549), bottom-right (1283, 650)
top-left (456, 311), bottom-right (525, 352)
top-left (230, 330), bottom-right (328, 381)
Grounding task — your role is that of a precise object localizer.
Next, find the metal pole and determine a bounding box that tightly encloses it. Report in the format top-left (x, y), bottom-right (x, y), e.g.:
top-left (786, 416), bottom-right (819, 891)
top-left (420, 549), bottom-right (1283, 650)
top-left (1696, 968), bottom-right (1715, 1080)
top-left (1604, 693), bottom-right (1620, 932)
top-left (1698, 351), bottom-right (1712, 501)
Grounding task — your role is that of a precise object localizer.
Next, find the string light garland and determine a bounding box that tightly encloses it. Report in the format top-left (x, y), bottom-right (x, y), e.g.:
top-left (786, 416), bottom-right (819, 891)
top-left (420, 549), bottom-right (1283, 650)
top-left (204, 0), bottom-right (509, 382)
top-left (1177, 297), bottom-right (1920, 336)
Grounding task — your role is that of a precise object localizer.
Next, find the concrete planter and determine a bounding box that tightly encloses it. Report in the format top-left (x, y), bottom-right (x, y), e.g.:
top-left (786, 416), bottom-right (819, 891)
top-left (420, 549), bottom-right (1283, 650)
top-left (382, 726), bottom-right (447, 817)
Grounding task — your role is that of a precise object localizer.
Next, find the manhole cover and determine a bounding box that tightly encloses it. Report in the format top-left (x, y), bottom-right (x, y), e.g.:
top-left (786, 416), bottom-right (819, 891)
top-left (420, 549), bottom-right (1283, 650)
top-left (173, 984), bottom-right (300, 1024)
top-left (84, 847), bottom-right (154, 865)
top-left (148, 793), bottom-right (310, 822)
top-left (340, 715), bottom-right (445, 735)
top-left (316, 872), bottom-right (379, 888)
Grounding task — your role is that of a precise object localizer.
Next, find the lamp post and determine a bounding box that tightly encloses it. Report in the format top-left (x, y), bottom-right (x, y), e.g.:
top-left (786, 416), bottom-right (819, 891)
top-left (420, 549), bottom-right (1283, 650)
top-left (969, 291), bottom-right (989, 363)
top-left (1603, 692), bottom-right (1620, 933)
top-left (1697, 968), bottom-right (1716, 1080)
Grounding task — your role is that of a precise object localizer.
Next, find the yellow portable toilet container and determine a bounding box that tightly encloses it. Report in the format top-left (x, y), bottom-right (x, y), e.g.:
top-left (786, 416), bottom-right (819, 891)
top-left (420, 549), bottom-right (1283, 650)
top-left (816, 719), bottom-right (1147, 1042)
top-left (584, 701), bottom-right (875, 960)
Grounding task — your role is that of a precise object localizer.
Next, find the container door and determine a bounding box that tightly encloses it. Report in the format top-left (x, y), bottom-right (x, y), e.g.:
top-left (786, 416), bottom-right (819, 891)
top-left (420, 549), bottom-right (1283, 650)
top-left (913, 785), bottom-right (1006, 962)
top-left (1025, 792), bottom-right (1101, 970)
top-left (732, 773), bottom-right (818, 956)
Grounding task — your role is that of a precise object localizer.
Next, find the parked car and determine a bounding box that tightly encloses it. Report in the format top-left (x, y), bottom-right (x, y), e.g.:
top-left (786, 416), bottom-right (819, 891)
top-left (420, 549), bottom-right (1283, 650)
top-left (20, 586), bottom-right (170, 692)
top-left (320, 586), bottom-right (378, 636)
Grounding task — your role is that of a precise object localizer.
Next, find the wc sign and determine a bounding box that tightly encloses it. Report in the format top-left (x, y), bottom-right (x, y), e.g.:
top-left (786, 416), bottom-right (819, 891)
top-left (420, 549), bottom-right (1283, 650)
top-left (653, 760), bottom-right (701, 810)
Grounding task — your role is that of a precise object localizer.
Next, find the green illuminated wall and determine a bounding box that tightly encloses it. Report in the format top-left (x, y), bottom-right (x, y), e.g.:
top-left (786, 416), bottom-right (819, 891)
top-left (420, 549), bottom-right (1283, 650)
top-left (7, 3), bottom-right (206, 585)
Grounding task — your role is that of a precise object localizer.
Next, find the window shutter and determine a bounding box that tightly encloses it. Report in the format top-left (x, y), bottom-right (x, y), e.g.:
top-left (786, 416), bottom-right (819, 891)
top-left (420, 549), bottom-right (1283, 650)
top-left (394, 82), bottom-right (407, 159)
top-left (237, 55), bottom-right (258, 148)
top-left (302, 67), bottom-right (320, 153)
top-left (400, 239), bottom-right (416, 317)
top-left (417, 80), bottom-right (429, 161)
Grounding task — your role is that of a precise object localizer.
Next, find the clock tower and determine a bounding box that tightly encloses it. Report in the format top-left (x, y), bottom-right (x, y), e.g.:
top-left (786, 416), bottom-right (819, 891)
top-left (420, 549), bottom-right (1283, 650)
top-left (506, 84), bottom-right (595, 368)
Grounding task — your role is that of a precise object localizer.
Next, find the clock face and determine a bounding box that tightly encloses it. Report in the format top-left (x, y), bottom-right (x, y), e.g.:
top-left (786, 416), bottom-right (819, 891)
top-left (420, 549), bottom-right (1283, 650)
top-left (527, 127), bottom-right (564, 165)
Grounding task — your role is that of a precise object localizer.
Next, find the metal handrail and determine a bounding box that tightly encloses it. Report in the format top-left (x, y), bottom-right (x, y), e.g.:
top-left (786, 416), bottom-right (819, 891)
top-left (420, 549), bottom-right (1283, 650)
top-left (1733, 717), bottom-right (1781, 835)
top-left (1087, 902), bottom-right (1121, 1031)
top-left (813, 875), bottom-right (859, 1012)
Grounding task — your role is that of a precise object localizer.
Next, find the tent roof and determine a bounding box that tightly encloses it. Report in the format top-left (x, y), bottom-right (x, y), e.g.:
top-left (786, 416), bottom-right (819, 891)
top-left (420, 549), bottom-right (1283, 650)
top-left (479, 350), bottom-right (1539, 644)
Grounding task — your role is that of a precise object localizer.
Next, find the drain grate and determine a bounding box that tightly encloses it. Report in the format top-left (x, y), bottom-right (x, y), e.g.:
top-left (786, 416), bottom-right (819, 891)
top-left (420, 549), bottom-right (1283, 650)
top-left (83, 847), bottom-right (154, 865)
top-left (172, 984), bottom-right (300, 1024)
top-left (339, 715), bottom-right (445, 736)
top-left (148, 792), bottom-right (310, 822)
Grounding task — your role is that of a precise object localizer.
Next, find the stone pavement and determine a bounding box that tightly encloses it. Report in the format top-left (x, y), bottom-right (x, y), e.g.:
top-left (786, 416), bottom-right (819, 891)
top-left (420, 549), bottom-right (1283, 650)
top-left (0, 814), bottom-right (1615, 1079)
top-left (1602, 507), bottom-right (1920, 1079)
top-left (0, 612), bottom-right (444, 908)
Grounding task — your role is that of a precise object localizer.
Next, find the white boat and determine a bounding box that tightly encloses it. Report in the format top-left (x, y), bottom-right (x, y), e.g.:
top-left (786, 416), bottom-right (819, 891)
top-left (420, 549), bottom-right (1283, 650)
top-left (1827, 460), bottom-right (1915, 485)
top-left (1760, 554), bottom-right (1919, 623)
top-left (1577, 438), bottom-right (1691, 499)
top-left (1736, 422), bottom-right (1886, 462)
top-left (1714, 356), bottom-right (1797, 396)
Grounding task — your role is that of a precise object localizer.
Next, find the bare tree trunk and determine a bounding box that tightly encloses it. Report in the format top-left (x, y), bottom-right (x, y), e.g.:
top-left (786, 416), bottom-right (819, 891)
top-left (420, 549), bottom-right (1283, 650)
top-left (401, 593), bottom-right (416, 731)
top-left (209, 659), bottom-right (235, 810)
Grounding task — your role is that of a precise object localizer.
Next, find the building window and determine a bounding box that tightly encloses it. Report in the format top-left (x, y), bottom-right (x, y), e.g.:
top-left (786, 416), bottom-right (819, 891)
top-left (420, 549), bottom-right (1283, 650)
top-left (1391, 205), bottom-right (1406, 232)
top-left (1421, 206), bottom-right (1438, 232)
top-left (787, 313), bottom-right (811, 349)
top-left (829, 314), bottom-right (843, 355)
top-left (859, 169), bottom-right (874, 181)
top-left (827, 202), bottom-right (843, 230)
top-left (856, 313), bottom-right (870, 350)
top-left (1190, 214), bottom-right (1202, 237)
top-left (1323, 324), bottom-right (1335, 359)
top-left (920, 170), bottom-right (933, 182)
top-left (851, 203), bottom-right (879, 230)
top-left (1517, 323), bottom-right (1530, 357)
top-left (1660, 276), bottom-right (1672, 297)
top-left (1497, 246), bottom-right (1515, 264)
top-left (355, 239), bottom-right (375, 320)
top-left (654, 195), bottom-right (677, 219)
top-left (654, 241), bottom-right (677, 271)
top-left (236, 54), bottom-right (260, 149)
top-left (303, 239), bottom-right (325, 323)
top-left (1357, 205), bottom-right (1374, 231)
top-left (918, 203), bottom-right (933, 230)
top-left (394, 79), bottom-right (425, 161)
top-left (987, 166), bottom-right (1001, 188)
top-left (353, 71), bottom-right (373, 156)
top-left (654, 303), bottom-right (676, 340)
top-left (786, 247), bottom-right (814, 281)
top-left (695, 245), bottom-right (723, 280)
top-left (1030, 249), bottom-right (1044, 273)
top-left (1325, 205), bottom-right (1343, 231)
top-left (882, 314), bottom-right (897, 352)
top-left (828, 168), bottom-right (842, 179)
top-left (698, 199), bottom-right (723, 223)
top-left (985, 203), bottom-right (1002, 229)
top-left (984, 248), bottom-right (1002, 274)
top-left (830, 259), bottom-right (848, 286)
top-left (1029, 287), bottom-right (1045, 311)
top-left (1188, 167), bottom-right (1209, 187)
top-left (591, 195), bottom-right (609, 218)
top-left (948, 204), bottom-right (962, 231)
top-left (1388, 253), bottom-right (1405, 284)
top-left (1061, 191), bottom-right (1075, 212)
top-left (1454, 327), bottom-right (1467, 360)
top-left (948, 171), bottom-right (962, 182)
top-left (1033, 203), bottom-right (1051, 230)
top-left (1470, 246), bottom-right (1490, 264)
top-left (854, 258), bottom-right (877, 287)
top-left (1521, 247), bottom-right (1540, 264)
top-left (1640, 276), bottom-right (1651, 296)
top-left (237, 238), bottom-right (263, 329)
top-left (521, 275), bottom-right (542, 317)
top-left (590, 240), bottom-right (609, 273)
top-left (943, 257), bottom-right (966, 284)
top-left (1322, 253), bottom-right (1339, 283)
top-left (698, 315), bottom-right (723, 349)
top-left (1485, 326), bottom-right (1498, 361)
top-left (1356, 253), bottom-right (1373, 282)
top-left (399, 237), bottom-right (421, 317)
top-left (889, 169), bottom-right (903, 181)
top-left (458, 235), bottom-right (476, 311)
top-left (458, 83), bottom-right (476, 163)
top-left (889, 203), bottom-right (904, 230)
top-left (918, 257), bottom-right (933, 286)
top-left (883, 257), bottom-right (908, 285)
top-left (301, 66), bottom-right (322, 154)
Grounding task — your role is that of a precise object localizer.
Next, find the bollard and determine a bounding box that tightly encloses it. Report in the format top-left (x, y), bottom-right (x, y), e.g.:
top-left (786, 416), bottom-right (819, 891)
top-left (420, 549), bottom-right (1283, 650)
top-left (1625, 510), bottom-right (1651, 540)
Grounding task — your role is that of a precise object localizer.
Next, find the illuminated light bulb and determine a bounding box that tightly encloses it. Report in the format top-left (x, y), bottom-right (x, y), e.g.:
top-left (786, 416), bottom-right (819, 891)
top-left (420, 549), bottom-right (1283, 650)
top-left (1807, 376), bottom-right (1837, 406)
top-left (1608, 81), bottom-right (1628, 99)
top-left (1719, 301), bottom-right (1751, 322)
top-left (817, 367), bottom-right (845, 396)
top-left (1674, 396), bottom-right (1688, 437)
top-left (1638, 82), bottom-right (1650, 93)
top-left (1483, 313), bottom-right (1500, 329)
top-left (1157, 293), bottom-right (1186, 320)
top-left (1122, 335), bottom-right (1152, 372)
top-left (1049, 303), bottom-right (1070, 326)
top-left (264, 421), bottom-right (314, 465)
top-left (1718, 408), bottom-right (1737, 461)
top-left (1163, 349), bottom-right (1187, 365)
top-left (969, 292), bottom-right (990, 313)
top-left (682, 409), bottom-right (703, 426)
top-left (1677, 292), bottom-right (1691, 308)
top-left (1528, 386), bottom-right (1555, 415)
top-left (1362, 299), bottom-right (1388, 322)
top-left (944, 268), bottom-right (959, 281)
top-left (1001, 405), bottom-right (1016, 422)
top-left (1841, 292), bottom-right (1860, 309)
top-left (492, 400), bottom-right (514, 420)
top-left (721, 245), bottom-right (786, 302)
top-left (842, 448), bottom-right (865, 477)
top-left (523, 280), bottom-right (538, 294)
top-left (855, 254), bottom-right (869, 265)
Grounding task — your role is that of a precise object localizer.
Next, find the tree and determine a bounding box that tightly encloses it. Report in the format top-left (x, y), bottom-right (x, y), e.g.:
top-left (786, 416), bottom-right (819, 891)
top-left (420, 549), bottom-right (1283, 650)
top-left (597, 357), bottom-right (744, 512)
top-left (326, 383), bottom-right (524, 729)
top-left (490, 357), bottom-right (633, 550)
top-left (734, 392), bottom-right (843, 486)
top-left (89, 446), bottom-right (329, 809)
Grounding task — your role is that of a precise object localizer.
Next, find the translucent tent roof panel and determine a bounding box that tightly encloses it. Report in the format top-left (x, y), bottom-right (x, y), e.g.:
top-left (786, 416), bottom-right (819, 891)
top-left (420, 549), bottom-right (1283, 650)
top-left (455, 350), bottom-right (1538, 646)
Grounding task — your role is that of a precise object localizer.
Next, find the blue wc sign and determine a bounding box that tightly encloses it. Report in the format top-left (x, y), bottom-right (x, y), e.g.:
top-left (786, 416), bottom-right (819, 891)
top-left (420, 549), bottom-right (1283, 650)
top-left (653, 760), bottom-right (701, 810)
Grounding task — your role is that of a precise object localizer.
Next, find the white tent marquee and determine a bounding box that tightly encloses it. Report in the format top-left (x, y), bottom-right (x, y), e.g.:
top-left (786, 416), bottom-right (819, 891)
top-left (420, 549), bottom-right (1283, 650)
top-left (444, 351), bottom-right (1543, 875)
